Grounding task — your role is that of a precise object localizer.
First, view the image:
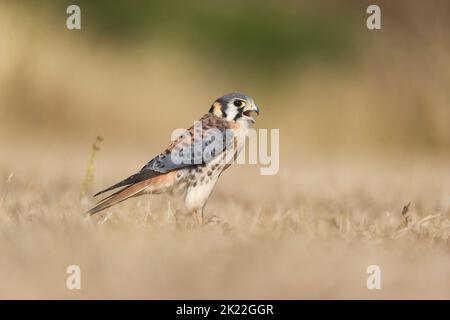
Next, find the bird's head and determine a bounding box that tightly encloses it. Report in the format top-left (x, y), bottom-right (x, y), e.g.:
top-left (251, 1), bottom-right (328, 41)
top-left (209, 92), bottom-right (260, 125)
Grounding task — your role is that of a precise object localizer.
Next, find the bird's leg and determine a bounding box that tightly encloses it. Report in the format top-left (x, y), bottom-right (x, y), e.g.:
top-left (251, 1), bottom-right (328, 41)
top-left (194, 208), bottom-right (204, 226)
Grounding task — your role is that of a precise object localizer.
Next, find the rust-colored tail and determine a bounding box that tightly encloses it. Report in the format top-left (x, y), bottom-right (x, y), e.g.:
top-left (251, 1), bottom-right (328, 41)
top-left (87, 179), bottom-right (152, 215)
top-left (87, 171), bottom-right (178, 215)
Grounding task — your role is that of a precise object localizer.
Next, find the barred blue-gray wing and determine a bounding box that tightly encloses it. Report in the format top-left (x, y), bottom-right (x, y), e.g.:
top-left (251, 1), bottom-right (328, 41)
top-left (93, 113), bottom-right (234, 197)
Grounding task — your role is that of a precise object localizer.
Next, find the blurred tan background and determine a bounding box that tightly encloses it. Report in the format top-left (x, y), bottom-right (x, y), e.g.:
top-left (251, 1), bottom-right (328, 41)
top-left (0, 0), bottom-right (449, 299)
top-left (1, 0), bottom-right (450, 162)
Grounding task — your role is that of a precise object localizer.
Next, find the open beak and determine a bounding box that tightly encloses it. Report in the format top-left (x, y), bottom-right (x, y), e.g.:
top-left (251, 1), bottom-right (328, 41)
top-left (242, 103), bottom-right (260, 123)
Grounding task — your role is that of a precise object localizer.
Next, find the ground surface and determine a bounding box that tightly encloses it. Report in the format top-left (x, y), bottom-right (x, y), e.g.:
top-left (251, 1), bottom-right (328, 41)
top-left (1, 145), bottom-right (448, 299)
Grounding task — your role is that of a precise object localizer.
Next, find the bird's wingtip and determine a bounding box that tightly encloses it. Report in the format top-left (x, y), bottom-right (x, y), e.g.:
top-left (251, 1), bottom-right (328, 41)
top-left (93, 191), bottom-right (102, 197)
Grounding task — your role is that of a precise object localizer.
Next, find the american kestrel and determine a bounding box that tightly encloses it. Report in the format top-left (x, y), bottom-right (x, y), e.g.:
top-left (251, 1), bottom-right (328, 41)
top-left (88, 93), bottom-right (259, 224)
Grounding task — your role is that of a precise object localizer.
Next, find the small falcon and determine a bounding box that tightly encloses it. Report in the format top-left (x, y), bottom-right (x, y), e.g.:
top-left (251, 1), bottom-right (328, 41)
top-left (88, 93), bottom-right (260, 224)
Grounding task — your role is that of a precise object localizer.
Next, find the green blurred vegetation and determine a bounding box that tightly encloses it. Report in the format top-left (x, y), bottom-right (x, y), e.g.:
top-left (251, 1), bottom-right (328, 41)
top-left (41, 0), bottom-right (361, 77)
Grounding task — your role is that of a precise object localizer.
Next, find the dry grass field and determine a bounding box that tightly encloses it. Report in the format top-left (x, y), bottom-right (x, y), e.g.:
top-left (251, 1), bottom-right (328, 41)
top-left (1, 150), bottom-right (449, 299)
top-left (0, 1), bottom-right (449, 299)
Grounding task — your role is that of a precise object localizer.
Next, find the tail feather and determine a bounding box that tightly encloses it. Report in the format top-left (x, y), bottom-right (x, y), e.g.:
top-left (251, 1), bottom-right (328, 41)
top-left (87, 179), bottom-right (153, 215)
top-left (88, 171), bottom-right (178, 215)
top-left (93, 170), bottom-right (160, 197)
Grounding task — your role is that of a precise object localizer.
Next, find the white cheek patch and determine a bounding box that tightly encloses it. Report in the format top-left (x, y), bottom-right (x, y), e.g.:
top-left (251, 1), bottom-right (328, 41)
top-left (225, 103), bottom-right (239, 121)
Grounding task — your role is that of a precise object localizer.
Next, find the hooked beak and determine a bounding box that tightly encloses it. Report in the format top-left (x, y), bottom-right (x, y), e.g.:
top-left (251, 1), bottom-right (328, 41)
top-left (242, 103), bottom-right (260, 123)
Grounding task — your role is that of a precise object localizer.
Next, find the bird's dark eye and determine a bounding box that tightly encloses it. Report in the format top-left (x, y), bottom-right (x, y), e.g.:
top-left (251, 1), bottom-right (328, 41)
top-left (233, 100), bottom-right (243, 107)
